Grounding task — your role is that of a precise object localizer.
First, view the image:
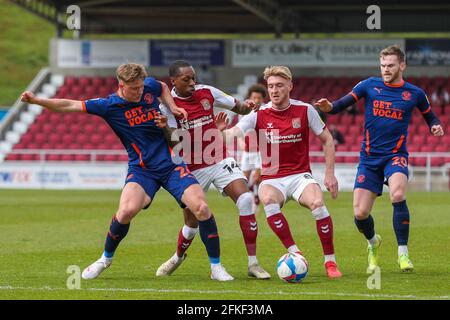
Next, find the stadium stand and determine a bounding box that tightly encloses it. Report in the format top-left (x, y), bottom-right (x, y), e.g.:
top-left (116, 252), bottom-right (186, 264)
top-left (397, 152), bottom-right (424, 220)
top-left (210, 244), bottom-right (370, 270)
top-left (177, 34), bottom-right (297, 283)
top-left (2, 75), bottom-right (449, 166)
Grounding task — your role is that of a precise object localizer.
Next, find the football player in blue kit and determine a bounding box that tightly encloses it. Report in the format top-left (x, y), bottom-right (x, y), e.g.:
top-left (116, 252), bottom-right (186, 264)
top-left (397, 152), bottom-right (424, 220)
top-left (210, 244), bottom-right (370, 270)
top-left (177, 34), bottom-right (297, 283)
top-left (20, 63), bottom-right (234, 281)
top-left (315, 45), bottom-right (444, 272)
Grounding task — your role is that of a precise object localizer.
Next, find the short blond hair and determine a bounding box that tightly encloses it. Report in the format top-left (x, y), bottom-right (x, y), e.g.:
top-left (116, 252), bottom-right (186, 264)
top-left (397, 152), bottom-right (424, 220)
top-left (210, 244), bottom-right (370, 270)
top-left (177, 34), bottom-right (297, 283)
top-left (116, 63), bottom-right (148, 83)
top-left (263, 66), bottom-right (292, 81)
top-left (380, 45), bottom-right (405, 63)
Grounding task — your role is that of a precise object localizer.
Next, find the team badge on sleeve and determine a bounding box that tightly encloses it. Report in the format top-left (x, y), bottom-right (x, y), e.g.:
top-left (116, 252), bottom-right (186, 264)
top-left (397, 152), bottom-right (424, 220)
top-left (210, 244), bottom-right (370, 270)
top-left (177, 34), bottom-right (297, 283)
top-left (292, 118), bottom-right (301, 129)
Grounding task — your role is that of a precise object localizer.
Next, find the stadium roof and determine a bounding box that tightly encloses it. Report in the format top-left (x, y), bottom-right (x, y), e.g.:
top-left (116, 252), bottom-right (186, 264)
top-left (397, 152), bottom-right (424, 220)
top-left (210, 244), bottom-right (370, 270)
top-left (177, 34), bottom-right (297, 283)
top-left (10, 0), bottom-right (450, 36)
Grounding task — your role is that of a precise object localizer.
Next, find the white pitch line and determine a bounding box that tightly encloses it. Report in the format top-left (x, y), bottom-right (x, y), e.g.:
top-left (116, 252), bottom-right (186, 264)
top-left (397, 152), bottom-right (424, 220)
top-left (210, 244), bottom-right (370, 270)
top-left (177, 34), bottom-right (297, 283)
top-left (0, 285), bottom-right (448, 300)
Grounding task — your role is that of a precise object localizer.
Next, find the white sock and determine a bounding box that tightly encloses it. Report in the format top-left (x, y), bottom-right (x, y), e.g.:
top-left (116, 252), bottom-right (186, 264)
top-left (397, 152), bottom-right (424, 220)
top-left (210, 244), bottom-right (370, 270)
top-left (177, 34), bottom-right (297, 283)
top-left (324, 254), bottom-right (336, 263)
top-left (182, 225), bottom-right (198, 240)
top-left (398, 245), bottom-right (408, 256)
top-left (211, 263), bottom-right (222, 271)
top-left (368, 235), bottom-right (378, 247)
top-left (287, 245), bottom-right (300, 254)
top-left (248, 256), bottom-right (258, 266)
top-left (101, 254), bottom-right (112, 262)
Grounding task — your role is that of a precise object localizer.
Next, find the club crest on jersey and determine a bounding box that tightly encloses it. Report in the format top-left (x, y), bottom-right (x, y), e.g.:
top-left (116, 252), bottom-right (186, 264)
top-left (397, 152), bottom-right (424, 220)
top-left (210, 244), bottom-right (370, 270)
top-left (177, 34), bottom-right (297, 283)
top-left (200, 98), bottom-right (211, 110)
top-left (402, 91), bottom-right (411, 101)
top-left (292, 118), bottom-right (301, 128)
top-left (357, 174), bottom-right (366, 183)
top-left (144, 93), bottom-right (154, 104)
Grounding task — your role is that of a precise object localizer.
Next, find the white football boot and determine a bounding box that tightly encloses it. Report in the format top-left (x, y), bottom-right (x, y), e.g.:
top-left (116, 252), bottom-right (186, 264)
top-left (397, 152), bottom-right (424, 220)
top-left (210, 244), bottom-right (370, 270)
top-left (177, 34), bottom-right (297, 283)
top-left (156, 253), bottom-right (187, 276)
top-left (211, 264), bottom-right (234, 281)
top-left (81, 257), bottom-right (112, 280)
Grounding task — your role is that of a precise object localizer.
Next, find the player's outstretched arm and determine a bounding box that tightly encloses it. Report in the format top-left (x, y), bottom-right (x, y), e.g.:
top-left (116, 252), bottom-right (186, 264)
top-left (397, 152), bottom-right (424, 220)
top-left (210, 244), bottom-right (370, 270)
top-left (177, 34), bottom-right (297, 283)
top-left (317, 128), bottom-right (339, 199)
top-left (314, 94), bottom-right (357, 115)
top-left (431, 124), bottom-right (444, 136)
top-left (21, 91), bottom-right (83, 112)
top-left (231, 99), bottom-right (260, 115)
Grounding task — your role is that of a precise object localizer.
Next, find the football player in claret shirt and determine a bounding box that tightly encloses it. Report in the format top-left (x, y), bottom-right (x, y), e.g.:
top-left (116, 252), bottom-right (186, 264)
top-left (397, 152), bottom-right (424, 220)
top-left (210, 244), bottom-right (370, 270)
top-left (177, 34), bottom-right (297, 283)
top-left (156, 60), bottom-right (271, 280)
top-left (315, 45), bottom-right (444, 272)
top-left (21, 63), bottom-right (233, 281)
top-left (222, 66), bottom-right (343, 278)
top-left (239, 84), bottom-right (267, 214)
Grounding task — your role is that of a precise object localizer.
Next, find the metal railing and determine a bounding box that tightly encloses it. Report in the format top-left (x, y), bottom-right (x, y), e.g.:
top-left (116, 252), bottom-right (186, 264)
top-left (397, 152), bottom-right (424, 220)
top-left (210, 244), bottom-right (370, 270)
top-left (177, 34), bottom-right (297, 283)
top-left (3, 149), bottom-right (450, 191)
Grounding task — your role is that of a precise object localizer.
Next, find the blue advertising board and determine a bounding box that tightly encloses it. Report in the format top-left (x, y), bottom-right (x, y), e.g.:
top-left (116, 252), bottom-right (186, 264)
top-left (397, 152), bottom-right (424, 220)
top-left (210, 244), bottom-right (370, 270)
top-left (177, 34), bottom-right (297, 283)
top-left (406, 39), bottom-right (450, 66)
top-left (150, 40), bottom-right (225, 66)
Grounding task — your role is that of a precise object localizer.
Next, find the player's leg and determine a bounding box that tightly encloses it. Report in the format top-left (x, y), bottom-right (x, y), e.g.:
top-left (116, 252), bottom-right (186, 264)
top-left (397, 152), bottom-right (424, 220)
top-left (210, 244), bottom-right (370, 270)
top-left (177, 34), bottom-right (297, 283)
top-left (82, 181), bottom-right (152, 279)
top-left (353, 164), bottom-right (384, 271)
top-left (297, 182), bottom-right (342, 278)
top-left (181, 184), bottom-right (233, 281)
top-left (387, 159), bottom-right (413, 271)
top-left (157, 166), bottom-right (210, 276)
top-left (223, 178), bottom-right (270, 279)
top-left (156, 208), bottom-right (198, 276)
top-left (259, 182), bottom-right (301, 254)
top-left (165, 165), bottom-right (233, 281)
top-left (354, 188), bottom-right (381, 271)
top-left (241, 151), bottom-right (259, 214)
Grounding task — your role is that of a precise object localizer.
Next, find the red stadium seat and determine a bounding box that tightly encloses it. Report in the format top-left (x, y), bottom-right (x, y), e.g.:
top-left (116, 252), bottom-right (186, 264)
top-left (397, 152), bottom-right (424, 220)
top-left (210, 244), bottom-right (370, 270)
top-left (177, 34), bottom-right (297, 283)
top-left (46, 154), bottom-right (61, 161)
top-left (64, 76), bottom-right (78, 86)
top-left (92, 77), bottom-right (105, 87)
top-left (411, 135), bottom-right (426, 145)
top-left (5, 154), bottom-right (20, 161)
top-left (78, 76), bottom-right (91, 87)
top-left (75, 154), bottom-right (90, 162)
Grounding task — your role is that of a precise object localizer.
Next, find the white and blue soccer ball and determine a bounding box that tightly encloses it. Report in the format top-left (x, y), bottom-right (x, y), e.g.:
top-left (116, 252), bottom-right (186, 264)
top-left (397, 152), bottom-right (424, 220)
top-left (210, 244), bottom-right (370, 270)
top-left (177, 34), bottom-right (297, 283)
top-left (276, 252), bottom-right (308, 283)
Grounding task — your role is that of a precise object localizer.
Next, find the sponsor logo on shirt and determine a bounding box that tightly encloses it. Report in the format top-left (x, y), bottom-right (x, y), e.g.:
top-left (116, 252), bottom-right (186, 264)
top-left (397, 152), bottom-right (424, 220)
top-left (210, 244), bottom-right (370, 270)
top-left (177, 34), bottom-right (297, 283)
top-left (372, 100), bottom-right (403, 120)
top-left (179, 115), bottom-right (214, 130)
top-left (124, 106), bottom-right (159, 126)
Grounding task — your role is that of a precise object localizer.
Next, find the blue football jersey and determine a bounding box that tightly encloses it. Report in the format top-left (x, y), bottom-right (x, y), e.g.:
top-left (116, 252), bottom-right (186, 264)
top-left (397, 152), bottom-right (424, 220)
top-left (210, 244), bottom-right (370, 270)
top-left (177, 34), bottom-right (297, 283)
top-left (351, 77), bottom-right (431, 156)
top-left (83, 77), bottom-right (176, 177)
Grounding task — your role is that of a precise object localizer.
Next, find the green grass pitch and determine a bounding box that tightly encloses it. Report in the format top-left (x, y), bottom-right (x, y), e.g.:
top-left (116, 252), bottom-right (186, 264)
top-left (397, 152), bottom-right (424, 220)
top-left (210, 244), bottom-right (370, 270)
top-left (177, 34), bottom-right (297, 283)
top-left (0, 189), bottom-right (448, 300)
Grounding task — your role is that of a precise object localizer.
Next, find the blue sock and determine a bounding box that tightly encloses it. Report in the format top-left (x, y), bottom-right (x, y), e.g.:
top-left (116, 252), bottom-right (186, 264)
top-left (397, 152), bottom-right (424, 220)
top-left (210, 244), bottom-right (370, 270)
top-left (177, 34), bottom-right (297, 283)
top-left (354, 215), bottom-right (375, 240)
top-left (392, 200), bottom-right (410, 246)
top-left (198, 215), bottom-right (220, 264)
top-left (104, 216), bottom-right (130, 258)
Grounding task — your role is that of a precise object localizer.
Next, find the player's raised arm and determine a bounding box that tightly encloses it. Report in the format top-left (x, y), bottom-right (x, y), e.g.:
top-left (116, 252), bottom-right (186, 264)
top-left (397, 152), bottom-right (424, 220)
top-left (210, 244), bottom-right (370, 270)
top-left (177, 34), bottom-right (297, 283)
top-left (21, 91), bottom-right (83, 112)
top-left (158, 81), bottom-right (188, 119)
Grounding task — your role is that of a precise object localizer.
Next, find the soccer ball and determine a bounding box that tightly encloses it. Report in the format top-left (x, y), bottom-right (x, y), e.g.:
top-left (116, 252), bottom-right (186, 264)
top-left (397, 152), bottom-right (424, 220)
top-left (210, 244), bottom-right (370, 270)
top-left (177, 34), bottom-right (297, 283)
top-left (276, 252), bottom-right (308, 283)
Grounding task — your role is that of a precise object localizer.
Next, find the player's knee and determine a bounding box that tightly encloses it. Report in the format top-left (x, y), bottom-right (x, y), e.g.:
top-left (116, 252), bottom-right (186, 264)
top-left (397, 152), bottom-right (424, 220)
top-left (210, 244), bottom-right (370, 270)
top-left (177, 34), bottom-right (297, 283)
top-left (309, 198), bottom-right (324, 211)
top-left (353, 204), bottom-right (370, 220)
top-left (116, 206), bottom-right (139, 223)
top-left (261, 195), bottom-right (278, 206)
top-left (236, 192), bottom-right (254, 215)
top-left (193, 201), bottom-right (211, 221)
top-left (390, 190), bottom-right (405, 203)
